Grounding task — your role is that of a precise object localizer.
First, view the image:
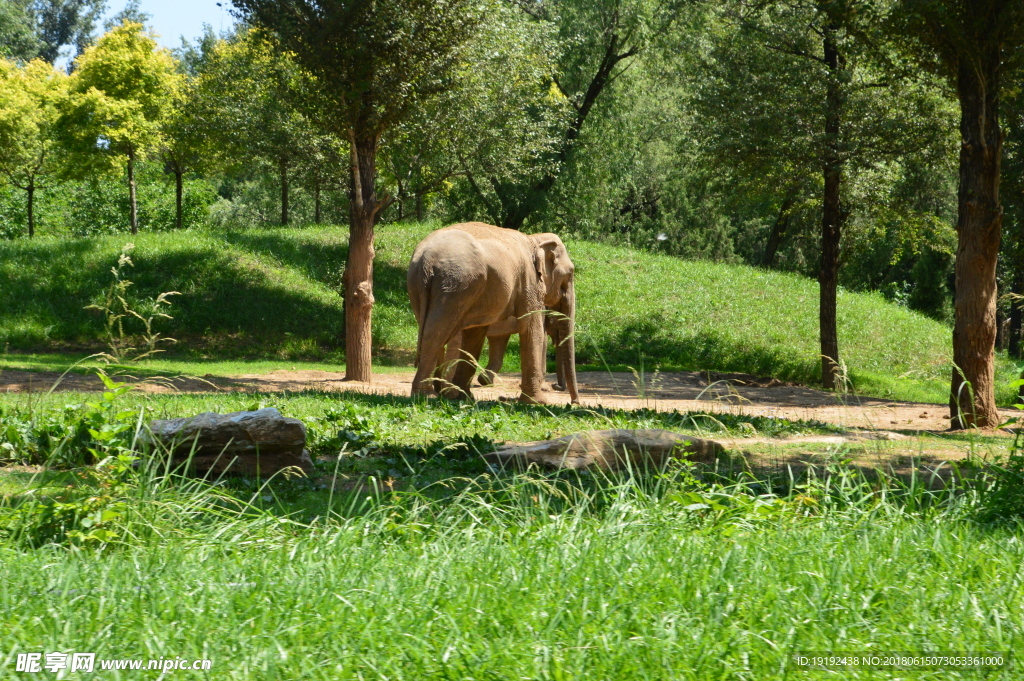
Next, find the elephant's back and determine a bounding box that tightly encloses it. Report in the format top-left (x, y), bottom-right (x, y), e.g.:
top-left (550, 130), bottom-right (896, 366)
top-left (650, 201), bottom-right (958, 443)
top-left (443, 222), bottom-right (530, 250)
top-left (409, 227), bottom-right (490, 291)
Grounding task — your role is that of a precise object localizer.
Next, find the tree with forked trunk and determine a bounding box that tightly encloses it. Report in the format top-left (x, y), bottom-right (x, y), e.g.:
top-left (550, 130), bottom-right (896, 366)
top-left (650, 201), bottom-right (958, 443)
top-left (896, 0), bottom-right (1024, 428)
top-left (232, 0), bottom-right (482, 383)
top-left (473, 0), bottom-right (688, 231)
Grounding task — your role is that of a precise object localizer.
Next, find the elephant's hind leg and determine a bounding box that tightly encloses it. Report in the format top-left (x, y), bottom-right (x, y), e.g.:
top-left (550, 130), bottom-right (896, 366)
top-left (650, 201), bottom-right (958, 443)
top-left (441, 331), bottom-right (463, 386)
top-left (449, 326), bottom-right (488, 398)
top-left (412, 310), bottom-right (467, 398)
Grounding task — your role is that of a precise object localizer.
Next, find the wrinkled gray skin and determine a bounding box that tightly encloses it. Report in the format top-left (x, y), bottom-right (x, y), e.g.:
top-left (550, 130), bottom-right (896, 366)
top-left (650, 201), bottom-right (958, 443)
top-left (445, 314), bottom-right (567, 391)
top-left (407, 222), bottom-right (578, 404)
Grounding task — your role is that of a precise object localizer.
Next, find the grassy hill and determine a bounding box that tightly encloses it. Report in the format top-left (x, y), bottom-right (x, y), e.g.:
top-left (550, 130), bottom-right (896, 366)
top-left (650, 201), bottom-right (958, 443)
top-left (0, 222), bottom-right (1013, 404)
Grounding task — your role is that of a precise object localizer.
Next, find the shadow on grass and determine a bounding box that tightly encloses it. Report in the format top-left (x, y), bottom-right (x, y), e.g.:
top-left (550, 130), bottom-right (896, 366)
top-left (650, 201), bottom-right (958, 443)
top-left (213, 229), bottom-right (413, 323)
top-left (0, 235), bottom-right (414, 359)
top-left (212, 230), bottom-right (416, 358)
top-left (580, 314), bottom-right (820, 385)
top-left (0, 468), bottom-right (77, 494)
top-left (214, 230), bottom-right (348, 286)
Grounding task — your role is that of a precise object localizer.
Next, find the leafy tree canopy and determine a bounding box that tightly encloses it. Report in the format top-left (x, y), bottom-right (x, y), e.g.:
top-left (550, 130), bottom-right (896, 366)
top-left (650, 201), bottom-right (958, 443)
top-left (0, 0), bottom-right (40, 60)
top-left (60, 21), bottom-right (180, 169)
top-left (30, 0), bottom-right (105, 63)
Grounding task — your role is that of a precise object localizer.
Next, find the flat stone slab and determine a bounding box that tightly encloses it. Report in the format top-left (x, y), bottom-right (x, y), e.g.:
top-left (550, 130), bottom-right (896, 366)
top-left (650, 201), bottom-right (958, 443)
top-left (146, 408), bottom-right (313, 477)
top-left (484, 428), bottom-right (726, 471)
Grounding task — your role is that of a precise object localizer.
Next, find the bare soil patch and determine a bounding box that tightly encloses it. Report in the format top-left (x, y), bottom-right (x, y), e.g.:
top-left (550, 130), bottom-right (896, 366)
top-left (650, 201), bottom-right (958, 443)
top-left (2, 366), bottom-right (1010, 434)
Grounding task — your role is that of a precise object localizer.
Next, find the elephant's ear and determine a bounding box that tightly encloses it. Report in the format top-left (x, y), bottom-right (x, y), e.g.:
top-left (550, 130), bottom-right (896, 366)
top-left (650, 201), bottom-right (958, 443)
top-left (532, 234), bottom-right (562, 282)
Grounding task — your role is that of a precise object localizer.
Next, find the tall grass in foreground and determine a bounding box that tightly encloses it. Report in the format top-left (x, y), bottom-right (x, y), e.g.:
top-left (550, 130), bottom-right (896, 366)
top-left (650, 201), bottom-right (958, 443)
top-left (2, 453), bottom-right (1022, 680)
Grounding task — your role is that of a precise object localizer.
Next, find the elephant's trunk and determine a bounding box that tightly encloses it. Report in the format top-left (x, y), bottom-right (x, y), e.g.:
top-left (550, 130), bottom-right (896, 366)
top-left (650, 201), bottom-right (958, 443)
top-left (556, 278), bottom-right (579, 404)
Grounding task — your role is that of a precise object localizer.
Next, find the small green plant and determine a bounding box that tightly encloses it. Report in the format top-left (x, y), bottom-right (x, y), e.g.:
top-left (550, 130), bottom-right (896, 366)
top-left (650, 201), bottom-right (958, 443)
top-left (0, 370), bottom-right (139, 467)
top-left (85, 243), bottom-right (180, 363)
top-left (627, 352), bottom-right (662, 401)
top-left (0, 452), bottom-right (136, 547)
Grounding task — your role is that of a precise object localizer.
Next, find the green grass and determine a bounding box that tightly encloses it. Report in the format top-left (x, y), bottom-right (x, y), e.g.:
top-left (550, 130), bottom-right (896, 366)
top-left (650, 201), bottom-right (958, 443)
top-left (1, 222), bottom-right (1013, 404)
top-left (0, 353), bottom-right (412, 377)
top-left (0, 388), bottom-right (839, 470)
top-left (2, 494), bottom-right (1020, 679)
top-left (4, 226), bottom-right (1023, 679)
top-left (3, 390), bottom-right (1023, 679)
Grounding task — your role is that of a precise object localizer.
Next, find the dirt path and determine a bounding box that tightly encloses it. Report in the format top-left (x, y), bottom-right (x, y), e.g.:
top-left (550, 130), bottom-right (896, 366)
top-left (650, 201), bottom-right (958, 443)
top-left (2, 366), bottom-right (1008, 433)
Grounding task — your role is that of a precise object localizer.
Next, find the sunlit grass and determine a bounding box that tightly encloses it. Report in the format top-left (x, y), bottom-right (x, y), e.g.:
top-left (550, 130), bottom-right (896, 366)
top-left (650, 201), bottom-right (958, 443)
top-left (1, 222), bottom-right (1006, 404)
top-left (3, 380), bottom-right (1023, 679)
top-left (2, 454), bottom-right (1022, 680)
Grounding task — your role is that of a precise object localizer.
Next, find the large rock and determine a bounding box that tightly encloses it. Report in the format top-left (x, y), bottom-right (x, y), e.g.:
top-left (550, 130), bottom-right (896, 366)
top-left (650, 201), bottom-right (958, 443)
top-left (146, 408), bottom-right (313, 477)
top-left (484, 428), bottom-right (725, 471)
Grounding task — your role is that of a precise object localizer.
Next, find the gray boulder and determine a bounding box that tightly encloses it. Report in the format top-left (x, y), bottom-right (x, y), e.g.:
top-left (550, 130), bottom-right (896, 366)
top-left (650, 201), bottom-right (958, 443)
top-left (484, 428), bottom-right (725, 471)
top-left (146, 408), bottom-right (313, 477)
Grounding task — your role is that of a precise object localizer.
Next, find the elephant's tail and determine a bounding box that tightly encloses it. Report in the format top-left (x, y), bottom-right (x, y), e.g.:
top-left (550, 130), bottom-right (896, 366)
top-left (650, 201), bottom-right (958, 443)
top-left (413, 297), bottom-right (429, 368)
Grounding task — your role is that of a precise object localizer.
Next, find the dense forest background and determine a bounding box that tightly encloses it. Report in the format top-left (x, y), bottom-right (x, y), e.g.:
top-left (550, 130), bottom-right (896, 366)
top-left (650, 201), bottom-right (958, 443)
top-left (0, 0), bottom-right (1021, 344)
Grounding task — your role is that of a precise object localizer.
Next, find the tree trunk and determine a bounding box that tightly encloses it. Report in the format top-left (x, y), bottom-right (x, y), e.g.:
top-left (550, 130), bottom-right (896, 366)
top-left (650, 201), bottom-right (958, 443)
top-left (344, 131), bottom-right (379, 383)
top-left (1009, 270), bottom-right (1022, 359)
top-left (314, 177), bottom-right (322, 225)
top-left (416, 192), bottom-right (426, 221)
top-left (175, 169), bottom-right (183, 230)
top-left (26, 182), bottom-right (34, 238)
top-left (127, 152), bottom-right (138, 235)
top-left (280, 158), bottom-right (289, 226)
top-left (762, 192), bottom-right (796, 268)
top-left (819, 27), bottom-right (845, 390)
top-left (996, 305), bottom-right (1006, 350)
top-left (950, 44), bottom-right (1003, 429)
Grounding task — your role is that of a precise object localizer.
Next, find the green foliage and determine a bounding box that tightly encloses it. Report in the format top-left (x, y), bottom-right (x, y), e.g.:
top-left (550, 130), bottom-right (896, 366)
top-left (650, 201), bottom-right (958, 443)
top-left (0, 452), bottom-right (134, 546)
top-left (455, 0), bottom-right (689, 229)
top-left (232, 0), bottom-right (484, 143)
top-left (28, 0), bottom-right (106, 64)
top-left (51, 164), bottom-right (216, 235)
top-left (194, 28), bottom-right (324, 218)
top-left (0, 182), bottom-right (26, 238)
top-left (972, 376), bottom-right (1024, 522)
top-left (0, 0), bottom-right (39, 60)
top-left (0, 370), bottom-right (138, 468)
top-left (384, 1), bottom-right (568, 224)
top-left (971, 453), bottom-right (1024, 524)
top-left (0, 163), bottom-right (217, 237)
top-left (58, 22), bottom-right (180, 176)
top-left (0, 56), bottom-right (68, 235)
top-left (0, 386), bottom-right (1023, 678)
top-left (0, 59), bottom-right (67, 176)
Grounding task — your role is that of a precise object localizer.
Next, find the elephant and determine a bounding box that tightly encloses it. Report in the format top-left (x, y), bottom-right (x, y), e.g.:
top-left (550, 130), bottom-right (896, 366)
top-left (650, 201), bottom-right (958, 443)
top-left (444, 313), bottom-right (568, 391)
top-left (407, 221), bottom-right (578, 404)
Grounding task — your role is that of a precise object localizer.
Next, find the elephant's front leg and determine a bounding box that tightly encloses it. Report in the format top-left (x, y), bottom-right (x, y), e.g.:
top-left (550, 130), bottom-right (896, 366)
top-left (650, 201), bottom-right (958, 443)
top-left (545, 318), bottom-right (565, 391)
top-left (518, 311), bottom-right (552, 404)
top-left (448, 325), bottom-right (488, 399)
